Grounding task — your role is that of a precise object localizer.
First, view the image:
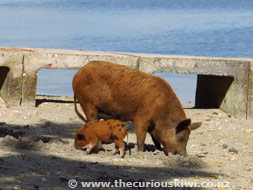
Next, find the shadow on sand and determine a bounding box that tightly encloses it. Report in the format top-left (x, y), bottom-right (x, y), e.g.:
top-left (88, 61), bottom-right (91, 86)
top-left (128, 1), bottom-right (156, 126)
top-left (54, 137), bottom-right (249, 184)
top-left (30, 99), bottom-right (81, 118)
top-left (0, 120), bottom-right (221, 190)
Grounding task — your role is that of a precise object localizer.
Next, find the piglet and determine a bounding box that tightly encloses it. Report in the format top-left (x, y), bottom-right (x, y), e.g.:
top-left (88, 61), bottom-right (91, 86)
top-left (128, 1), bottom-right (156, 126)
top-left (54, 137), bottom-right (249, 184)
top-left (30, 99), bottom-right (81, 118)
top-left (74, 119), bottom-right (128, 158)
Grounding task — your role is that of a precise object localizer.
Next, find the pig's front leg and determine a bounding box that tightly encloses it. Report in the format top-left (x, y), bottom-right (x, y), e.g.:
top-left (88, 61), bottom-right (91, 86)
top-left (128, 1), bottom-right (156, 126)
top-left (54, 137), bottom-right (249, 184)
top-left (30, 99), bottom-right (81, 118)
top-left (85, 142), bottom-right (97, 154)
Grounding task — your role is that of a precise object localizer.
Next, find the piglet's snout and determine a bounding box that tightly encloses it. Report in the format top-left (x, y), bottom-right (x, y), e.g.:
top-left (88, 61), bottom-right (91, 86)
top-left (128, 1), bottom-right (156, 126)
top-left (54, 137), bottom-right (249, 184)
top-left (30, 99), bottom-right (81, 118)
top-left (74, 142), bottom-right (82, 150)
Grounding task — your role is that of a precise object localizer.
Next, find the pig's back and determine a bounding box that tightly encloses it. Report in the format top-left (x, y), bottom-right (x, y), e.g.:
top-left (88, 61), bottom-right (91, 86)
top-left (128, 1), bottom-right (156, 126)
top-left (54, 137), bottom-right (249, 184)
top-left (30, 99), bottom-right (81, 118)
top-left (73, 61), bottom-right (183, 120)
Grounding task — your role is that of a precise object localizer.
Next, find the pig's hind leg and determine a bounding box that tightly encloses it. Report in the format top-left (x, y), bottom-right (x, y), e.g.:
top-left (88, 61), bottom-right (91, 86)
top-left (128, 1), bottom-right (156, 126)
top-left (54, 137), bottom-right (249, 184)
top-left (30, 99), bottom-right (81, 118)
top-left (93, 140), bottom-right (103, 153)
top-left (113, 141), bottom-right (125, 158)
top-left (80, 100), bottom-right (99, 122)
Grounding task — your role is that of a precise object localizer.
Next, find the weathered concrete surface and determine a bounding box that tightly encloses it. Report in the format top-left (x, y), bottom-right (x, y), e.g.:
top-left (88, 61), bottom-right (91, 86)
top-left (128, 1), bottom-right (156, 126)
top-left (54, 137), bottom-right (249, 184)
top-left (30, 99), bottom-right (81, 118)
top-left (21, 49), bottom-right (139, 106)
top-left (135, 53), bottom-right (251, 119)
top-left (0, 50), bottom-right (24, 105)
top-left (249, 62), bottom-right (253, 119)
top-left (0, 47), bottom-right (252, 119)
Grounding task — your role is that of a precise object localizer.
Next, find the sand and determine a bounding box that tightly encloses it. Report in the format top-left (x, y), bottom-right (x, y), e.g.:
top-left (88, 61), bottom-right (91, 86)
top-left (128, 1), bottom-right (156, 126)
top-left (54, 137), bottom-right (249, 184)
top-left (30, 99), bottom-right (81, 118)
top-left (0, 96), bottom-right (252, 190)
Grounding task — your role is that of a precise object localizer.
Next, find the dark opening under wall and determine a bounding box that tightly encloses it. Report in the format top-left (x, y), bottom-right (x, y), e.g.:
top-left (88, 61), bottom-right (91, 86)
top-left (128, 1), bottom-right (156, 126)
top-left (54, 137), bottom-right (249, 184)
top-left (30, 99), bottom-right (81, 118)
top-left (195, 75), bottom-right (234, 108)
top-left (0, 66), bottom-right (10, 98)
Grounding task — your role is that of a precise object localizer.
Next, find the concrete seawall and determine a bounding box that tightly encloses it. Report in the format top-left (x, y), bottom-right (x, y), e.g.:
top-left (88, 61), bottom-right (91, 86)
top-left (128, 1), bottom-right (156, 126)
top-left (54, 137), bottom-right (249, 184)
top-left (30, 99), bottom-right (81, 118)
top-left (0, 47), bottom-right (252, 119)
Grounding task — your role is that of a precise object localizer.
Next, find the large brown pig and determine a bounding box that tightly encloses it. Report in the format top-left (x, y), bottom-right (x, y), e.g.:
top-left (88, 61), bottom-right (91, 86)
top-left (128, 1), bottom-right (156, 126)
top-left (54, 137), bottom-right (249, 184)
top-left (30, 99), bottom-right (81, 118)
top-left (72, 61), bottom-right (201, 156)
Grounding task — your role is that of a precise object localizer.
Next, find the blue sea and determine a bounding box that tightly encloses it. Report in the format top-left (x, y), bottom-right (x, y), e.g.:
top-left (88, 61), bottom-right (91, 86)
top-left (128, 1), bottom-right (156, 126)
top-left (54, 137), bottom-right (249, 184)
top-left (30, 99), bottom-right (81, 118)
top-left (1, 0), bottom-right (253, 105)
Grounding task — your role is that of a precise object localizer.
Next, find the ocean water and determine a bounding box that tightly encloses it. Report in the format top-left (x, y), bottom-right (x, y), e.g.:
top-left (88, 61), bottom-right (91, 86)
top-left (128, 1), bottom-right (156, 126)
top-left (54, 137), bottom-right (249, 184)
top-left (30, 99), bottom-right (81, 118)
top-left (1, 0), bottom-right (253, 105)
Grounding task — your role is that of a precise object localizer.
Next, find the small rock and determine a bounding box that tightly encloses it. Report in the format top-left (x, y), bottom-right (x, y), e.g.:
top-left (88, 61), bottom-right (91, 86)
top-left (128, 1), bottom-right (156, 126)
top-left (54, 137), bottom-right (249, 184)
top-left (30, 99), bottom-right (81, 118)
top-left (41, 120), bottom-right (51, 128)
top-left (41, 177), bottom-right (47, 182)
top-left (40, 136), bottom-right (51, 143)
top-left (244, 168), bottom-right (251, 172)
top-left (200, 143), bottom-right (206, 146)
top-left (49, 138), bottom-right (68, 145)
top-left (243, 129), bottom-right (253, 133)
top-left (209, 174), bottom-right (218, 179)
top-left (196, 154), bottom-right (206, 158)
top-left (229, 147), bottom-right (238, 154)
top-left (60, 177), bottom-right (68, 182)
top-left (3, 135), bottom-right (18, 146)
top-left (15, 176), bottom-right (24, 181)
top-left (19, 153), bottom-right (27, 159)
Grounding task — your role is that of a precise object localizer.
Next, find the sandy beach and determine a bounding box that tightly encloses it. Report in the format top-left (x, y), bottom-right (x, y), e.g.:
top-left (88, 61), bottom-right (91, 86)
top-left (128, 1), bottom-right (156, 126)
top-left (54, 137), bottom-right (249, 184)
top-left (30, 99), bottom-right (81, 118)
top-left (0, 96), bottom-right (252, 190)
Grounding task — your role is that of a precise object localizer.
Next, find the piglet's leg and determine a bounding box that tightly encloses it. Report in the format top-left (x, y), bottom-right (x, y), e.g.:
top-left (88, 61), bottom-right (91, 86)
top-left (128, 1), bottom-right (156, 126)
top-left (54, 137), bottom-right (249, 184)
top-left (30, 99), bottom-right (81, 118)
top-left (119, 145), bottom-right (125, 158)
top-left (85, 143), bottom-right (96, 154)
top-left (114, 141), bottom-right (125, 158)
top-left (111, 145), bottom-right (119, 155)
top-left (93, 140), bottom-right (103, 153)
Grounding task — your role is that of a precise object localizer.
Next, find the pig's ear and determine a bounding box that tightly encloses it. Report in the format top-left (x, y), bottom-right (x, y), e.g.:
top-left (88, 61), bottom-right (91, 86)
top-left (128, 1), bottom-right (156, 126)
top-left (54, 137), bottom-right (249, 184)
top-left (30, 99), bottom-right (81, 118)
top-left (176, 119), bottom-right (191, 134)
top-left (189, 122), bottom-right (202, 131)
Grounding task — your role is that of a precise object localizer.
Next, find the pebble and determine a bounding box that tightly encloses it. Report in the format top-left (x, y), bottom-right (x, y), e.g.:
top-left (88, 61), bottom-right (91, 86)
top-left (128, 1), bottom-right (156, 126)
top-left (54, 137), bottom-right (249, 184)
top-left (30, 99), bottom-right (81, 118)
top-left (60, 177), bottom-right (68, 182)
top-left (41, 177), bottom-right (47, 182)
top-left (212, 112), bottom-right (218, 115)
top-left (229, 147), bottom-right (238, 154)
top-left (209, 174), bottom-right (218, 179)
top-left (244, 167), bottom-right (251, 172)
top-left (183, 162), bottom-right (190, 167)
top-left (200, 143), bottom-right (206, 146)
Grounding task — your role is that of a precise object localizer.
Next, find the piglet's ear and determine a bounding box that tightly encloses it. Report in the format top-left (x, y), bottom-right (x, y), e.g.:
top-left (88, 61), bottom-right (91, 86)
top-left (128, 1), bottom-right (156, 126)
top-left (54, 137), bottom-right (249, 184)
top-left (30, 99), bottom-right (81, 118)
top-left (176, 119), bottom-right (191, 134)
